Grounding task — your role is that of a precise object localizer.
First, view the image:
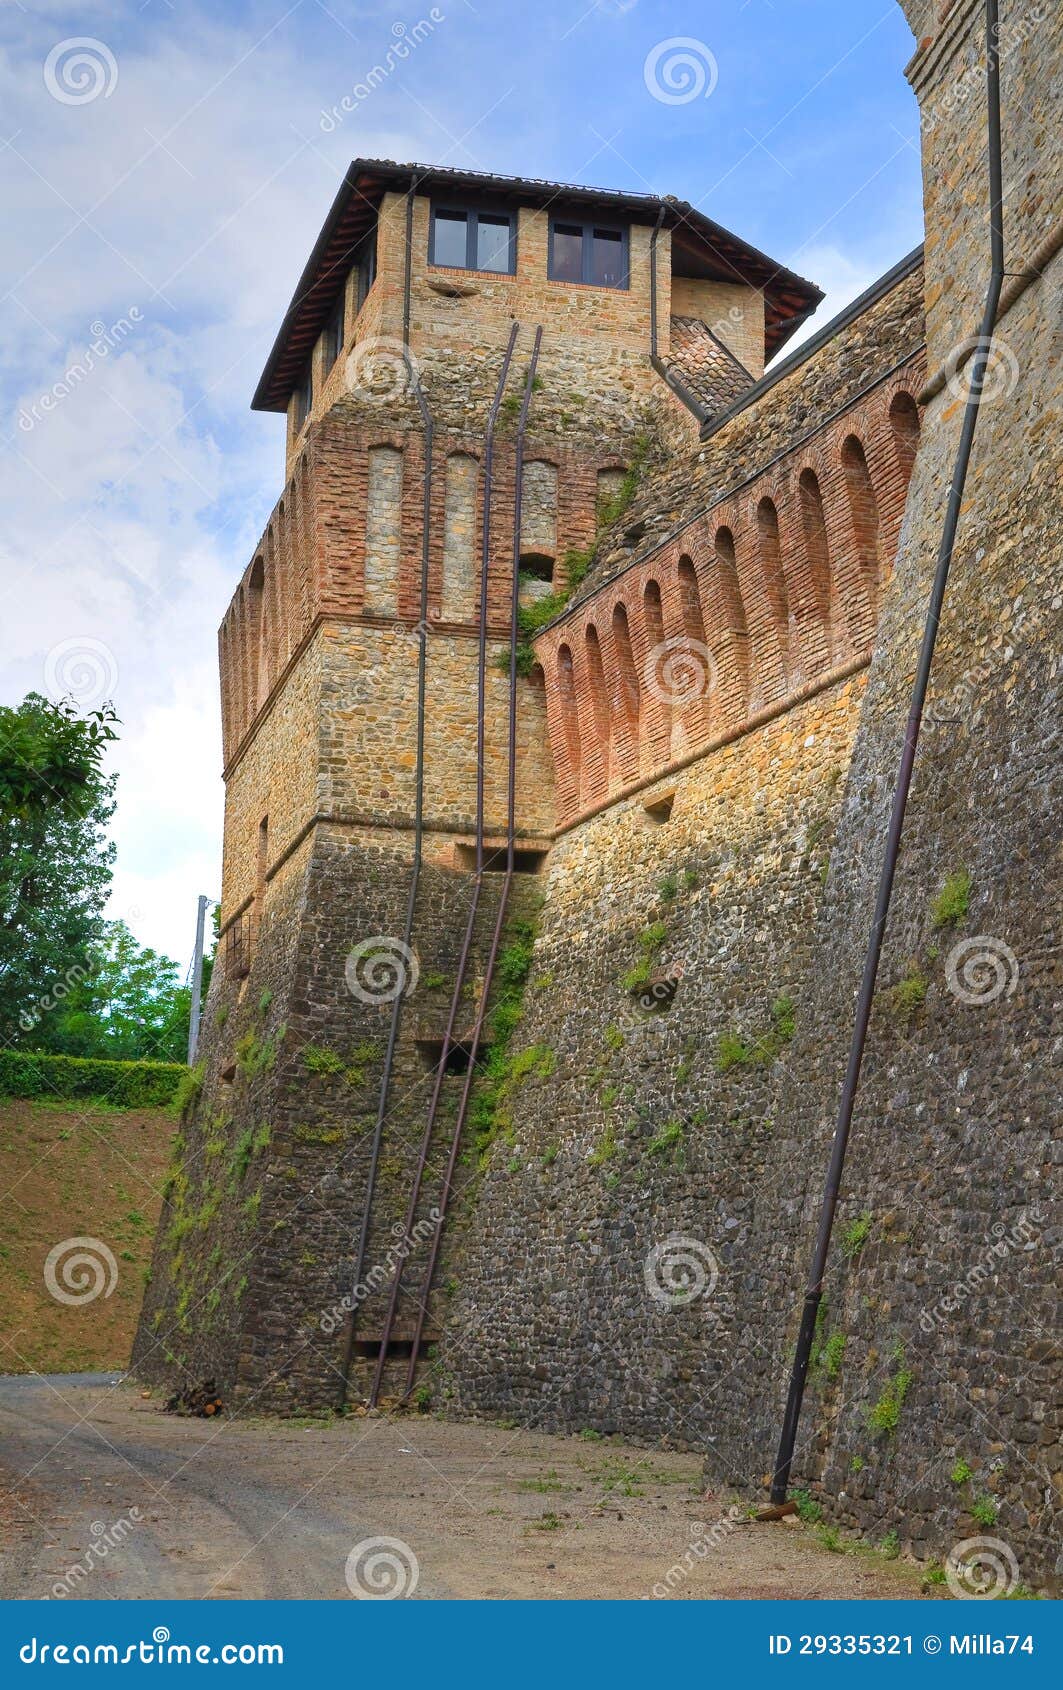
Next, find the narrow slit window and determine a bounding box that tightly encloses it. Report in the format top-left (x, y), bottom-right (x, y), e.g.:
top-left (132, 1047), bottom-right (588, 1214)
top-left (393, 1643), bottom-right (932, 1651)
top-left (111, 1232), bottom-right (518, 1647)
top-left (323, 292), bottom-right (345, 370)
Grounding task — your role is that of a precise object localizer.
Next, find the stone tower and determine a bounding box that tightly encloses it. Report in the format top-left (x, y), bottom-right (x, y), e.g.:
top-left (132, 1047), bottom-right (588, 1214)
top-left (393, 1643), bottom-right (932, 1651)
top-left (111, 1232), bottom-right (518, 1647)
top-left (134, 163), bottom-right (820, 1410)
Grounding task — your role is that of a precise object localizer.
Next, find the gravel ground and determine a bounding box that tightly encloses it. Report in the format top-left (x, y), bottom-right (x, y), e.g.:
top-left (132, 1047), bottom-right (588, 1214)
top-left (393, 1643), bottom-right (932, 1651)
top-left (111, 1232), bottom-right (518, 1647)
top-left (0, 1375), bottom-right (931, 1601)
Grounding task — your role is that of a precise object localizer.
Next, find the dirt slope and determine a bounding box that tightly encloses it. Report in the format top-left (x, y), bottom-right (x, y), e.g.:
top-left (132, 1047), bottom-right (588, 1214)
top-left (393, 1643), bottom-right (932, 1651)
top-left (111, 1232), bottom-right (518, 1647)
top-left (0, 1099), bottom-right (172, 1374)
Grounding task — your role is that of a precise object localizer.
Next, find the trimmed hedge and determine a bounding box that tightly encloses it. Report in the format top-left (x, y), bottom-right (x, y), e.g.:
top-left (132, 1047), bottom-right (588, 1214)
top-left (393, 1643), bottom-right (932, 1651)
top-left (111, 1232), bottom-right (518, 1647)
top-left (0, 1049), bottom-right (186, 1108)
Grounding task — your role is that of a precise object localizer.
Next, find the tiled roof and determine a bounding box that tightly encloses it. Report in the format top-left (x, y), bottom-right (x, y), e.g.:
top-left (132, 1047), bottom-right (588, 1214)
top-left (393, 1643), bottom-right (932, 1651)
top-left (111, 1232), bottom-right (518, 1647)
top-left (667, 317), bottom-right (755, 421)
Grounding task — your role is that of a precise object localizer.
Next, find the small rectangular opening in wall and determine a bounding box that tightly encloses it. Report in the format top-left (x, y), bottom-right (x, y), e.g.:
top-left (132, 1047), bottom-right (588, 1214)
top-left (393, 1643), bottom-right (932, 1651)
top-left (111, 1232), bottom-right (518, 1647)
top-left (453, 843), bottom-right (548, 874)
top-left (630, 972), bottom-right (680, 1016)
top-left (415, 1038), bottom-right (491, 1077)
top-left (350, 1338), bottom-right (436, 1360)
top-left (642, 792), bottom-right (675, 826)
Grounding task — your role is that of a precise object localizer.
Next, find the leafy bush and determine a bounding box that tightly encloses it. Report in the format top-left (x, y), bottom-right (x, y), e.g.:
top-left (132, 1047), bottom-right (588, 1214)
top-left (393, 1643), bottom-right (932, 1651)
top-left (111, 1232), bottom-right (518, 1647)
top-left (0, 1048), bottom-right (184, 1107)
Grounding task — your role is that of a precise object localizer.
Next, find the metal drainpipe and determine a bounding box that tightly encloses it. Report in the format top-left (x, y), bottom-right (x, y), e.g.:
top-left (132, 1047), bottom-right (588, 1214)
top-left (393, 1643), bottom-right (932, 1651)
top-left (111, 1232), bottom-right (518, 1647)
top-left (768, 0), bottom-right (1006, 1504)
top-left (649, 203), bottom-right (710, 426)
top-left (368, 322), bottom-right (520, 1408)
top-left (402, 326), bottom-right (544, 1395)
top-left (336, 177), bottom-right (433, 1411)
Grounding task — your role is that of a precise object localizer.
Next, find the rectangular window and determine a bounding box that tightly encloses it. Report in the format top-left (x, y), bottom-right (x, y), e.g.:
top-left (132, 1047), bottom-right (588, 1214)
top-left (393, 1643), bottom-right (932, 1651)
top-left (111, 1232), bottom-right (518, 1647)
top-left (429, 204), bottom-right (516, 274)
top-left (548, 216), bottom-right (629, 289)
top-left (323, 291), bottom-right (345, 370)
top-left (356, 233), bottom-right (377, 311)
top-left (293, 364), bottom-right (312, 431)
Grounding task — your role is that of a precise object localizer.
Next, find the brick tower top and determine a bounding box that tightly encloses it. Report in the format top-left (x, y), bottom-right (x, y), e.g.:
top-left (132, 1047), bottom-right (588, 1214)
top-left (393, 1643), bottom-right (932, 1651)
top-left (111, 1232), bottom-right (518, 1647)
top-left (249, 160), bottom-right (822, 473)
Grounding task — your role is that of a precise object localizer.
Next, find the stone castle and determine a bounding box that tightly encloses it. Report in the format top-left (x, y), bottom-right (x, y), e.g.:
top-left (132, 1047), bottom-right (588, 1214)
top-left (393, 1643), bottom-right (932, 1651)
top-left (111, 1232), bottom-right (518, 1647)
top-left (137, 0), bottom-right (1062, 1586)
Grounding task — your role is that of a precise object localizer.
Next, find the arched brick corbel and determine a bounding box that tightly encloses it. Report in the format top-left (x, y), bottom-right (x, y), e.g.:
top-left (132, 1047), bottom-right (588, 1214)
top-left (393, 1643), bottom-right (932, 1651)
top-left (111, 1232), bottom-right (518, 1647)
top-left (694, 528), bottom-right (748, 736)
top-left (748, 488), bottom-right (792, 701)
top-left (541, 637), bottom-right (581, 826)
top-left (637, 576), bottom-right (672, 769)
top-left (607, 600), bottom-right (642, 784)
top-left (783, 467), bottom-right (835, 677)
top-left (581, 622), bottom-right (613, 800)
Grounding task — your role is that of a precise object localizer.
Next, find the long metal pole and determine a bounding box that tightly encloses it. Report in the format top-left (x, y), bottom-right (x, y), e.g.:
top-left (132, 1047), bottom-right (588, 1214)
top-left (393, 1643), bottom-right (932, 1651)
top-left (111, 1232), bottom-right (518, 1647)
top-left (769, 0), bottom-right (1005, 1505)
top-left (187, 894), bottom-right (210, 1064)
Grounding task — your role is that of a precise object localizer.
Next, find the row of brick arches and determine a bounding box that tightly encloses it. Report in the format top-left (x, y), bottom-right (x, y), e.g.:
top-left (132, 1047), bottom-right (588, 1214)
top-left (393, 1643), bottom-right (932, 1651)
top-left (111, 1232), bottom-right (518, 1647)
top-left (536, 385), bottom-right (922, 824)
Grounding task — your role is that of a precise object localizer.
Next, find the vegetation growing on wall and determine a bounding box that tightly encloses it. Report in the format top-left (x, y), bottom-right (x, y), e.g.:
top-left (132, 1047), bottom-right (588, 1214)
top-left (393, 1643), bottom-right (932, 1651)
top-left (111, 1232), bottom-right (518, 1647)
top-left (715, 994), bottom-right (795, 1072)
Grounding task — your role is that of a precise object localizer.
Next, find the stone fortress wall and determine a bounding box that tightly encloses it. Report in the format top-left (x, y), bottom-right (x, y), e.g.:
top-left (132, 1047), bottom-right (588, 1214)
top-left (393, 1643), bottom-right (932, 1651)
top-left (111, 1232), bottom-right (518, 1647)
top-left (136, 0), bottom-right (1061, 1590)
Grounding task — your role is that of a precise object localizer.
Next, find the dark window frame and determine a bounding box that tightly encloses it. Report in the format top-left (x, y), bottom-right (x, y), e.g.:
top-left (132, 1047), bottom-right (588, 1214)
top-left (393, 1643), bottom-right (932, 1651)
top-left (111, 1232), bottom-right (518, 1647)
top-left (293, 364), bottom-right (312, 432)
top-left (547, 215), bottom-right (630, 289)
top-left (356, 232), bottom-right (377, 312)
top-left (323, 290), bottom-right (346, 371)
top-left (428, 201), bottom-right (517, 275)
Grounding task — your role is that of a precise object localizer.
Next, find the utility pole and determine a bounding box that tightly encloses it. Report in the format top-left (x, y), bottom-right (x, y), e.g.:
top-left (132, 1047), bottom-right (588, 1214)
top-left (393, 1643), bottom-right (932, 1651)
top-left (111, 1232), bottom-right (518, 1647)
top-left (187, 894), bottom-right (212, 1065)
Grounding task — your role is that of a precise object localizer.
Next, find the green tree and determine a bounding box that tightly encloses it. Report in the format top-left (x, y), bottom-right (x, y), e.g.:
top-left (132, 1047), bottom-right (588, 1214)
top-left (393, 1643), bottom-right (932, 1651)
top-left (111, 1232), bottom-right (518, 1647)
top-left (0, 695), bottom-right (118, 1046)
top-left (33, 921), bottom-right (191, 1064)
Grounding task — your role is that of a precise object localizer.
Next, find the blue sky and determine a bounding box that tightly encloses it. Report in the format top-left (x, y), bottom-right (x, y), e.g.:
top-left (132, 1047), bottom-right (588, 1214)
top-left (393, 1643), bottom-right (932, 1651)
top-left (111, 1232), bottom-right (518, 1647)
top-left (0, 0), bottom-right (923, 970)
